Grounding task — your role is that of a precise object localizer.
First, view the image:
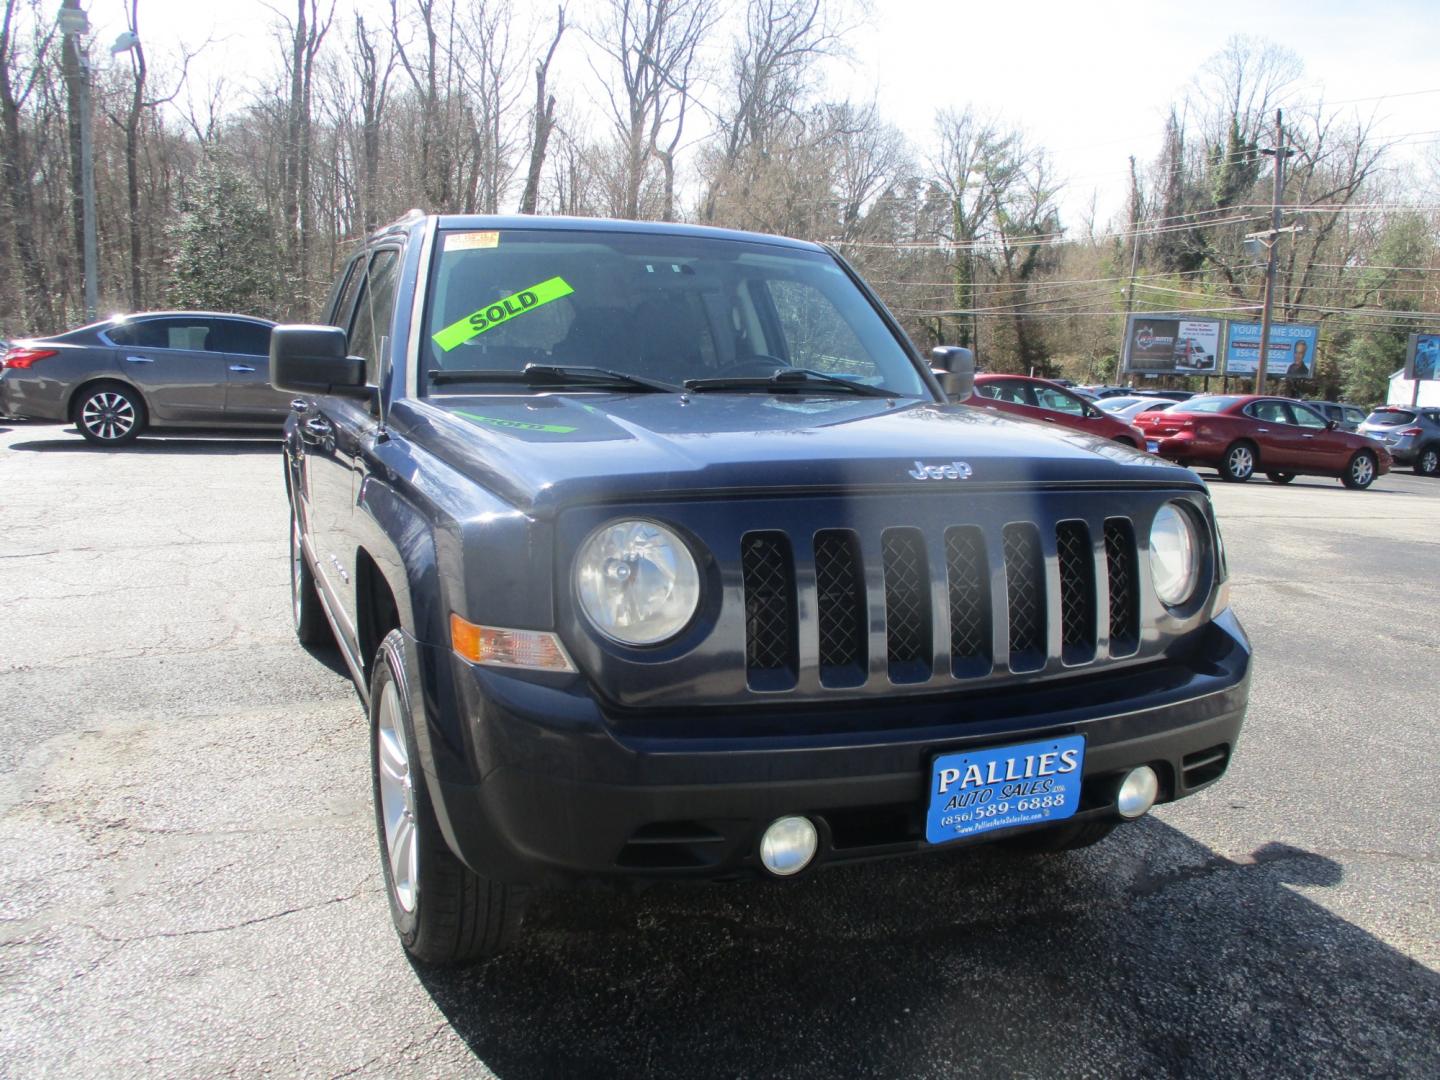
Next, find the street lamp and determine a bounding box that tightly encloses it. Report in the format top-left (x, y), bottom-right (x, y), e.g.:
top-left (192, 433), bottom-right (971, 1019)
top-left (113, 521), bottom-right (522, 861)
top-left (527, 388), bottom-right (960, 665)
top-left (58, 2), bottom-right (98, 321)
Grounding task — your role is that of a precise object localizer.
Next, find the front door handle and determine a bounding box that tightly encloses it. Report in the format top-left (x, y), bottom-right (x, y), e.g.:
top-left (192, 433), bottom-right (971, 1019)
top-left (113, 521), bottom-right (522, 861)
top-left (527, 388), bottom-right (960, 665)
top-left (301, 417), bottom-right (333, 444)
top-left (124, 355), bottom-right (154, 364)
top-left (1256, 427), bottom-right (1270, 433)
top-left (228, 364), bottom-right (255, 373)
top-left (1302, 434), bottom-right (1316, 439)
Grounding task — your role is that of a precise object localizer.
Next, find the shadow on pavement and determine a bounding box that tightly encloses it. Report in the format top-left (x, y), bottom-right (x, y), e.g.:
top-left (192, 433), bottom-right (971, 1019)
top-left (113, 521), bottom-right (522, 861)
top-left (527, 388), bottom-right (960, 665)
top-left (300, 639), bottom-right (351, 679)
top-left (414, 819), bottom-right (1439, 1078)
top-left (8, 432), bottom-right (280, 455)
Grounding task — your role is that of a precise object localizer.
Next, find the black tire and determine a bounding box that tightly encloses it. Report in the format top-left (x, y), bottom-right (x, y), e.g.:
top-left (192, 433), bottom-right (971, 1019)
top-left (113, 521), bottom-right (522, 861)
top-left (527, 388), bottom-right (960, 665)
top-left (1266, 472), bottom-right (1296, 484)
top-left (1000, 820), bottom-right (1116, 854)
top-left (1218, 440), bottom-right (1257, 482)
top-left (290, 509), bottom-right (332, 646)
top-left (1341, 450), bottom-right (1377, 490)
top-left (370, 629), bottom-right (525, 965)
top-left (1415, 444), bottom-right (1440, 477)
top-left (73, 382), bottom-right (146, 445)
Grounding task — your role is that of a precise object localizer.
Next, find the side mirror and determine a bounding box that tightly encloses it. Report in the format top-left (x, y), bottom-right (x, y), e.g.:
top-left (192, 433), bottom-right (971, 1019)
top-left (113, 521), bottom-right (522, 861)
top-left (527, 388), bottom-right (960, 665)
top-left (929, 346), bottom-right (975, 400)
top-left (270, 325), bottom-right (368, 397)
top-left (1325, 419), bottom-right (1338, 431)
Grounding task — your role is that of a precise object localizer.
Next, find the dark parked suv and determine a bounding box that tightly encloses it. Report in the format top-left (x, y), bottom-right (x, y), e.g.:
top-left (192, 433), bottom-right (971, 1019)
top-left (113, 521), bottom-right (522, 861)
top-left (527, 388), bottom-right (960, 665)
top-left (276, 213), bottom-right (1251, 965)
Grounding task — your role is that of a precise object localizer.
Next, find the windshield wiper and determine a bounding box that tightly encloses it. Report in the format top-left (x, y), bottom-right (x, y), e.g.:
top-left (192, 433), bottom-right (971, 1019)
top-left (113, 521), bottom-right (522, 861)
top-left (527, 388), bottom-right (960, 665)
top-left (683, 367), bottom-right (901, 398)
top-left (429, 364), bottom-right (680, 393)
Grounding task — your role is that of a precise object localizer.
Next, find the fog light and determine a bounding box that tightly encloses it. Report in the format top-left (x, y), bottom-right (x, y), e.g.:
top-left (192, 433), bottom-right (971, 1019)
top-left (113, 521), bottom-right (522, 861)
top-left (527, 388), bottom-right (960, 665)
top-left (759, 816), bottom-right (817, 876)
top-left (1117, 766), bottom-right (1160, 819)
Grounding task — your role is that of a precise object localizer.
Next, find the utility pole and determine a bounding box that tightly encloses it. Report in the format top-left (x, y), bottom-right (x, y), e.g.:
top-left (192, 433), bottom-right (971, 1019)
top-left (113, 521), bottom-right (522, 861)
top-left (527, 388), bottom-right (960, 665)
top-left (1253, 109), bottom-right (1296, 394)
top-left (59, 2), bottom-right (98, 321)
top-left (1116, 155), bottom-right (1142, 384)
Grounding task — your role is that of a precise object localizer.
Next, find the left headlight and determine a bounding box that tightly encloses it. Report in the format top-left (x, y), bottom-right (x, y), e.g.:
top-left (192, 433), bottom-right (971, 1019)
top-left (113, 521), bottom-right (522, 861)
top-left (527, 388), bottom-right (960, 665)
top-left (574, 519), bottom-right (701, 645)
top-left (1149, 502), bottom-right (1201, 607)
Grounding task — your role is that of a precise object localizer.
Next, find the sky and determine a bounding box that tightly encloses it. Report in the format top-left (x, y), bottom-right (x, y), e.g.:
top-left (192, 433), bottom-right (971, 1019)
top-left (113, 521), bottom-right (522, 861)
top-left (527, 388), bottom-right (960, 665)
top-left (75, 0), bottom-right (1440, 226)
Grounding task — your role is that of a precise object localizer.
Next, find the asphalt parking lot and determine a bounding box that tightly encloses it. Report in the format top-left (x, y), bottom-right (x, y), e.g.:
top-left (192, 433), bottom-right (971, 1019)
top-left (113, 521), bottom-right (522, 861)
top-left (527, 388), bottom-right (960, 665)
top-left (1, 419), bottom-right (1437, 1079)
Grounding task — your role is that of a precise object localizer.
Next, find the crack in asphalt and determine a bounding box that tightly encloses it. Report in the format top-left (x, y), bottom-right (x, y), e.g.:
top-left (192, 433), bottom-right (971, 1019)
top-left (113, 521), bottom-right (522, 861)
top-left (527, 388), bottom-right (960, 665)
top-left (81, 880), bottom-right (377, 945)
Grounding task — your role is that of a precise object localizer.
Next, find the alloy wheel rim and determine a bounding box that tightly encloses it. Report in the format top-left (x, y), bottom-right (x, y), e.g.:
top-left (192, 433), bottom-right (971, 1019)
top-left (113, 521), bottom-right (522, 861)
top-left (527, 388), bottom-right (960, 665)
top-left (1230, 447), bottom-right (1252, 477)
top-left (1354, 456), bottom-right (1373, 485)
top-left (81, 392), bottom-right (135, 441)
top-left (377, 681), bottom-right (419, 914)
top-left (1423, 449), bottom-right (1438, 473)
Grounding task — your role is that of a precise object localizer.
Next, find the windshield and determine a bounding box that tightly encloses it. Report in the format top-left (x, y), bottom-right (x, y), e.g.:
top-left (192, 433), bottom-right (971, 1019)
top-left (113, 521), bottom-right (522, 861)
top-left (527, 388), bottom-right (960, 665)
top-left (1174, 395), bottom-right (1240, 414)
top-left (1364, 409), bottom-right (1414, 426)
top-left (419, 228), bottom-right (928, 397)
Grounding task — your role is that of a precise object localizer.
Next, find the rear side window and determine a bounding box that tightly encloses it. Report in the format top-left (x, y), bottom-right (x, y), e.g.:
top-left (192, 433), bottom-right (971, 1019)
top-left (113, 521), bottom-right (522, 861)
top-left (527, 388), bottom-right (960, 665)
top-left (108, 317), bottom-right (220, 352)
top-left (976, 380), bottom-right (1031, 405)
top-left (1365, 409), bottom-right (1415, 426)
top-left (1033, 385), bottom-right (1086, 415)
top-left (1246, 400), bottom-right (1289, 423)
top-left (347, 249), bottom-right (402, 384)
top-left (1343, 408), bottom-right (1365, 426)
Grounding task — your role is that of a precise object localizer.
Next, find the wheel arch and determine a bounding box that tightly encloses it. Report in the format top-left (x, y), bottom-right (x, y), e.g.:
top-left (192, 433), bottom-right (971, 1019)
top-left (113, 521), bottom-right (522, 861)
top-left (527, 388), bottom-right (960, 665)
top-left (66, 375), bottom-right (149, 423)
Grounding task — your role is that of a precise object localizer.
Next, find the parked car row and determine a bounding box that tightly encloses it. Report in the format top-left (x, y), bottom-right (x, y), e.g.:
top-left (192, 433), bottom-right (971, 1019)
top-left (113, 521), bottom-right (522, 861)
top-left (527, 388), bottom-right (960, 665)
top-left (3, 309), bottom-right (1431, 491)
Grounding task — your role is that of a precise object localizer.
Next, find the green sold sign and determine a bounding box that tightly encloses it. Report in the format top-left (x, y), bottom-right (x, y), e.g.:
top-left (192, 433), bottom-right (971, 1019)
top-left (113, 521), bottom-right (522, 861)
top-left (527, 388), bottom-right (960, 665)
top-left (432, 276), bottom-right (574, 351)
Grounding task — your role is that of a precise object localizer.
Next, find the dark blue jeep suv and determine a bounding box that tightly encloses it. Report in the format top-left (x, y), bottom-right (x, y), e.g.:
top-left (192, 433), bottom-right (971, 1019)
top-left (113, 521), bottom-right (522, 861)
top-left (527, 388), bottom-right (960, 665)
top-left (274, 213), bottom-right (1251, 965)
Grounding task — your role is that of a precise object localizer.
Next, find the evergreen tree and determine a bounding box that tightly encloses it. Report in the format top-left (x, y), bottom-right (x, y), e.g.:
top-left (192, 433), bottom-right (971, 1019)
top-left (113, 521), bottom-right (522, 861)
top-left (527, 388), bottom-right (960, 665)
top-left (167, 161), bottom-right (283, 316)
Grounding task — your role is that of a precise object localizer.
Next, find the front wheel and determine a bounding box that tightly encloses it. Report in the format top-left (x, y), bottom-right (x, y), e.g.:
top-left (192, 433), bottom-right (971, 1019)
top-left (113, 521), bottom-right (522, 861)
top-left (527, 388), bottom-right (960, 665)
top-left (1266, 472), bottom-right (1296, 484)
top-left (1416, 445), bottom-right (1439, 477)
top-left (75, 383), bottom-right (146, 445)
top-left (371, 630), bottom-right (526, 965)
top-left (1342, 450), bottom-right (1377, 490)
top-left (1218, 441), bottom-right (1256, 482)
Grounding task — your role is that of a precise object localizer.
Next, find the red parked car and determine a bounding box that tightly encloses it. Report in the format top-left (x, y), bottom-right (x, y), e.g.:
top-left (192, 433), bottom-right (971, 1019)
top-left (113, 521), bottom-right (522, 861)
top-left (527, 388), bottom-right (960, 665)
top-left (1135, 394), bottom-right (1391, 489)
top-left (971, 374), bottom-right (1146, 447)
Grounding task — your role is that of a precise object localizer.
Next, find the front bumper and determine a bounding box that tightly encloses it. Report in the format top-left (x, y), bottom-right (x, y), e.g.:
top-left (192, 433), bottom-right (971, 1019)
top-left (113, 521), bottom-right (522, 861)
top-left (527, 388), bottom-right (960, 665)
top-left (409, 610), bottom-right (1252, 886)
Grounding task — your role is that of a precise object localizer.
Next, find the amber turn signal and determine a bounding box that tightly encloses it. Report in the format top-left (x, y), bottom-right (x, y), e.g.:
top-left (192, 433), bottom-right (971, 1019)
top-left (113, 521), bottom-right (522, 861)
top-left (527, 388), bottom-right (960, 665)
top-left (449, 613), bottom-right (576, 672)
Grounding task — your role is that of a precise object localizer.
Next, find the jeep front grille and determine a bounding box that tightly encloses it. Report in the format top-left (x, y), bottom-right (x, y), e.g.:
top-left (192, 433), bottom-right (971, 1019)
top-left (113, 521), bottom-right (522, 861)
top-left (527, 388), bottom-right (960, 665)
top-left (738, 512), bottom-right (1149, 690)
top-left (881, 528), bottom-right (931, 682)
top-left (1105, 518), bottom-right (1140, 657)
top-left (814, 529), bottom-right (867, 686)
top-left (740, 532), bottom-right (798, 690)
top-left (1003, 523), bottom-right (1046, 671)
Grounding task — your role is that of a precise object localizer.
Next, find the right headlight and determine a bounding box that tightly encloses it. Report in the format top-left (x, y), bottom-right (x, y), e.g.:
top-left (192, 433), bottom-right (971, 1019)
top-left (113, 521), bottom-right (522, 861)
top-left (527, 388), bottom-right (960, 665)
top-left (1149, 502), bottom-right (1201, 607)
top-left (574, 519), bottom-right (701, 645)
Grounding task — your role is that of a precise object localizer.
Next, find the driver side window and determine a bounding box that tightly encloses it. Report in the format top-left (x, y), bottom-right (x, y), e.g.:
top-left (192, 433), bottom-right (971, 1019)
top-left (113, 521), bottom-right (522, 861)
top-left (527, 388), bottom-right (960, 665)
top-left (1287, 403), bottom-right (1327, 429)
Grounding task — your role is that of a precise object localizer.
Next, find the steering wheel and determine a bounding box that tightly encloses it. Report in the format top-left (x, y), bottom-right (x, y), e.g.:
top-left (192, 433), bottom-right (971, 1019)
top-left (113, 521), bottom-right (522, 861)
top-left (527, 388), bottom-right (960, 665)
top-left (708, 356), bottom-right (788, 378)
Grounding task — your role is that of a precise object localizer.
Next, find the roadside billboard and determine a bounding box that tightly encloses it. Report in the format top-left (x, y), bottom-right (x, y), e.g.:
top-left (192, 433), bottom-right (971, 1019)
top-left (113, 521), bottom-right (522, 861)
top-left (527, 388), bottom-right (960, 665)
top-left (1405, 333), bottom-right (1440, 381)
top-left (1224, 321), bottom-right (1319, 379)
top-left (1122, 315), bottom-right (1222, 374)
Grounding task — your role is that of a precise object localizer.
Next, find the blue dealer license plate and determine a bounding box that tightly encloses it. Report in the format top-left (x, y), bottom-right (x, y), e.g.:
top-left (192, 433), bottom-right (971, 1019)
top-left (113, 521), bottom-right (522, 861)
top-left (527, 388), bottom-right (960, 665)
top-left (1145, 439), bottom-right (1159, 453)
top-left (925, 735), bottom-right (1085, 844)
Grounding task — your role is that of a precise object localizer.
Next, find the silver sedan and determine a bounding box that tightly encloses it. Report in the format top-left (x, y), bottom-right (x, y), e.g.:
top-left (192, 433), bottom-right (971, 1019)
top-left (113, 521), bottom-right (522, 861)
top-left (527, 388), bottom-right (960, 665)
top-left (0, 311), bottom-right (283, 445)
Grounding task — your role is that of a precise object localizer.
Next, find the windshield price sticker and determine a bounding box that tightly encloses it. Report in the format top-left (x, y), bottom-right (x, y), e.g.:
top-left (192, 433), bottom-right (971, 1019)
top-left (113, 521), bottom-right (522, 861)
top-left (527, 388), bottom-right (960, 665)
top-left (444, 231), bottom-right (501, 251)
top-left (925, 735), bottom-right (1084, 844)
top-left (432, 275), bottom-right (575, 352)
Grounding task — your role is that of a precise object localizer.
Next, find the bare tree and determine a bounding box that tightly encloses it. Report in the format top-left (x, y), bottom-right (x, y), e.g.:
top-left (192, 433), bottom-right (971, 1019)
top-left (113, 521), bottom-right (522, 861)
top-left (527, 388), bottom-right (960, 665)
top-left (347, 13), bottom-right (394, 231)
top-left (592, 0), bottom-right (717, 221)
top-left (0, 0), bottom-right (56, 328)
top-left (519, 6), bottom-right (566, 215)
top-left (700, 0), bottom-right (844, 222)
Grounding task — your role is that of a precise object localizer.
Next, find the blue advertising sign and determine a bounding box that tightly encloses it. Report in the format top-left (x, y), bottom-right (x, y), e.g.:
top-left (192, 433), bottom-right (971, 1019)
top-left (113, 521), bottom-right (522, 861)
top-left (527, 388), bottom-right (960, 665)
top-left (1406, 334), bottom-right (1440, 381)
top-left (1224, 321), bottom-right (1320, 378)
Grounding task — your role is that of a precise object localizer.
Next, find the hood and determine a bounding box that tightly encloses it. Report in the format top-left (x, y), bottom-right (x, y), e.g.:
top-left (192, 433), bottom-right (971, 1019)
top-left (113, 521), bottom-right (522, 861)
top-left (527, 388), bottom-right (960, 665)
top-left (391, 392), bottom-right (1201, 516)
